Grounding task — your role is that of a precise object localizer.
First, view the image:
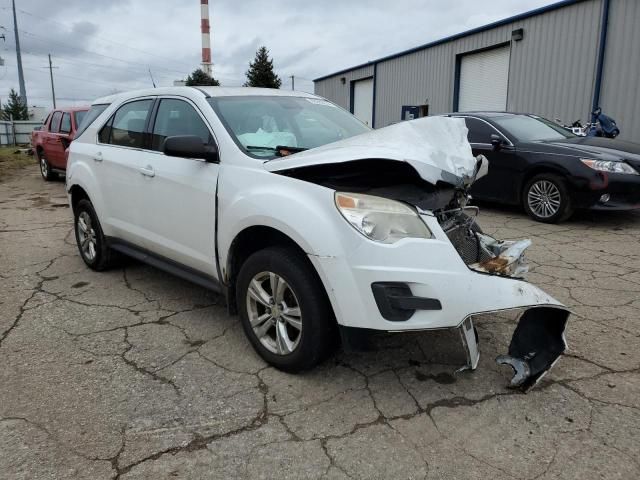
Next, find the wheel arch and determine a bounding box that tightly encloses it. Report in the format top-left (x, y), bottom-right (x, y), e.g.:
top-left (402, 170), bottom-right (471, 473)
top-left (69, 184), bottom-right (92, 214)
top-left (224, 225), bottom-right (332, 317)
top-left (519, 164), bottom-right (571, 203)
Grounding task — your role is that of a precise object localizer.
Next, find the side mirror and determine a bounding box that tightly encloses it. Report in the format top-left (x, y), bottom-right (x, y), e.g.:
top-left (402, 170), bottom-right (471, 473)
top-left (490, 134), bottom-right (503, 150)
top-left (163, 135), bottom-right (219, 163)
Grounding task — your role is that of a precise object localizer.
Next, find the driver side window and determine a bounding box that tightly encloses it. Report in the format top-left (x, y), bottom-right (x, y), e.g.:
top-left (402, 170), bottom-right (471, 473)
top-left (150, 99), bottom-right (213, 152)
top-left (463, 117), bottom-right (502, 144)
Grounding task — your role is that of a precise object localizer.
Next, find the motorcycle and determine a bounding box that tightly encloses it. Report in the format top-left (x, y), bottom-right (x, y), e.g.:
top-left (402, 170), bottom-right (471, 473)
top-left (587, 107), bottom-right (620, 138)
top-left (556, 108), bottom-right (620, 138)
top-left (555, 118), bottom-right (587, 136)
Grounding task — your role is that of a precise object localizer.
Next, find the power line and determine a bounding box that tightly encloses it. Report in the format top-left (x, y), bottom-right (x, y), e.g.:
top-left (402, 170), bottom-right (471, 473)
top-left (2, 6), bottom-right (197, 71)
top-left (17, 29), bottom-right (191, 76)
top-left (5, 61), bottom-right (143, 90)
top-left (2, 40), bottom-right (177, 80)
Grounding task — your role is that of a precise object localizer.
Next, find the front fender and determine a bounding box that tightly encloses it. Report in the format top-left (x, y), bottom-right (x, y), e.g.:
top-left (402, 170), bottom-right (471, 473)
top-left (217, 166), bottom-right (361, 274)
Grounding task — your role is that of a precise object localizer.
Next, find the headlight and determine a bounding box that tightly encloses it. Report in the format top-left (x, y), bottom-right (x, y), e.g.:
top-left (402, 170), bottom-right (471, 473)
top-left (581, 158), bottom-right (638, 175)
top-left (335, 192), bottom-right (432, 243)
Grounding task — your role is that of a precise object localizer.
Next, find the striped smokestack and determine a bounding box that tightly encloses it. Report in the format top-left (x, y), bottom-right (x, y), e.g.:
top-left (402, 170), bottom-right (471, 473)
top-left (200, 0), bottom-right (212, 75)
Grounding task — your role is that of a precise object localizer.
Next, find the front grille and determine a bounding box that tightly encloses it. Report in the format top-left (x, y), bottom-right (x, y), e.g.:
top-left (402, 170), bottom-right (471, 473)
top-left (445, 224), bottom-right (483, 265)
top-left (441, 212), bottom-right (494, 266)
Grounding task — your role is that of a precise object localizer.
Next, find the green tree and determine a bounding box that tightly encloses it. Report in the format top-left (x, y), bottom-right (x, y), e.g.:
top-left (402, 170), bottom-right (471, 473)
top-left (185, 68), bottom-right (220, 86)
top-left (244, 46), bottom-right (281, 89)
top-left (1, 89), bottom-right (29, 120)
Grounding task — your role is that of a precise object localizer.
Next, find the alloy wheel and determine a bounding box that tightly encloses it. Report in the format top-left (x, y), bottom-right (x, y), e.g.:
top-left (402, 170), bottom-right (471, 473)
top-left (40, 156), bottom-right (48, 178)
top-left (77, 211), bottom-right (98, 262)
top-left (527, 180), bottom-right (561, 218)
top-left (246, 271), bottom-right (302, 355)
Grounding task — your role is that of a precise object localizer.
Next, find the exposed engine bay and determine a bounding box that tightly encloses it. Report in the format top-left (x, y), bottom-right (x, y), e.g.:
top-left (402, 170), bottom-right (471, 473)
top-left (275, 155), bottom-right (569, 391)
top-left (267, 116), bottom-right (569, 391)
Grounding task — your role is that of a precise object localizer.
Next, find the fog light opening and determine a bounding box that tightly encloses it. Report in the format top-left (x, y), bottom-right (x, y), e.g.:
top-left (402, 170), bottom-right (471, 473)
top-left (599, 193), bottom-right (610, 203)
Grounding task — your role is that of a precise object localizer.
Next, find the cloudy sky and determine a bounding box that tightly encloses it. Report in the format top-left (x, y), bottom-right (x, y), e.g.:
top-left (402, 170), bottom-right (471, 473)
top-left (0, 0), bottom-right (557, 109)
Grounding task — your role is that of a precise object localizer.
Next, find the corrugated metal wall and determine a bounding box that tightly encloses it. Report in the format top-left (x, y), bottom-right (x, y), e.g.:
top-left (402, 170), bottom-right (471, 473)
top-left (313, 64), bottom-right (374, 114)
top-left (315, 0), bottom-right (640, 142)
top-left (506, 0), bottom-right (602, 124)
top-left (599, 0), bottom-right (640, 142)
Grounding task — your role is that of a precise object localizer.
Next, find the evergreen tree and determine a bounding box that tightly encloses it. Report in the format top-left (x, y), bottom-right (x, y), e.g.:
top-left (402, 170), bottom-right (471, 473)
top-left (244, 46), bottom-right (281, 89)
top-left (185, 68), bottom-right (220, 86)
top-left (1, 89), bottom-right (29, 120)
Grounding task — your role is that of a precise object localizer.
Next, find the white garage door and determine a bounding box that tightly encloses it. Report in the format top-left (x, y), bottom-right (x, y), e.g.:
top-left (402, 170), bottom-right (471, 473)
top-left (353, 78), bottom-right (373, 126)
top-left (458, 46), bottom-right (510, 112)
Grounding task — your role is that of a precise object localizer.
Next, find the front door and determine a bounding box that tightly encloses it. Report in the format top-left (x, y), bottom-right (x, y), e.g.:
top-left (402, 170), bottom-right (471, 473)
top-left (462, 117), bottom-right (519, 203)
top-left (136, 97), bottom-right (220, 277)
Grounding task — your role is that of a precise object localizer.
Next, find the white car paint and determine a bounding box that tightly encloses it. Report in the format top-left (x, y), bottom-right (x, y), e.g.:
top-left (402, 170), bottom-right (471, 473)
top-left (67, 86), bottom-right (569, 389)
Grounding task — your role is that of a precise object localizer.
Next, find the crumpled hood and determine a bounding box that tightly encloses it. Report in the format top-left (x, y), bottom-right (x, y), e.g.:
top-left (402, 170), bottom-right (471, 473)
top-left (264, 116), bottom-right (477, 186)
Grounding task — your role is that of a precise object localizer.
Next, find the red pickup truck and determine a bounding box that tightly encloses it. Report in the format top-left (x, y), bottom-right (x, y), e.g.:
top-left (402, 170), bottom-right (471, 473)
top-left (32, 107), bottom-right (88, 180)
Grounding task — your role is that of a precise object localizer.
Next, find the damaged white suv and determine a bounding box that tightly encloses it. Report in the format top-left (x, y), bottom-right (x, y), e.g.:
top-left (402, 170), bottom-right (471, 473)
top-left (67, 87), bottom-right (569, 391)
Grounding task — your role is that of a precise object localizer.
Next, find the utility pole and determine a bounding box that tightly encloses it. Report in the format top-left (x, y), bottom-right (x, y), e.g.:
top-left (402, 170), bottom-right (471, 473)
top-left (47, 54), bottom-right (56, 108)
top-left (289, 75), bottom-right (295, 91)
top-left (11, 0), bottom-right (27, 106)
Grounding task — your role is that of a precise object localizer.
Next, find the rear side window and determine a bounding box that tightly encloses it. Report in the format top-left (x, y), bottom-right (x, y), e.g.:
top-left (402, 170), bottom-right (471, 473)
top-left (49, 111), bottom-right (62, 133)
top-left (150, 98), bottom-right (212, 151)
top-left (75, 104), bottom-right (109, 138)
top-left (60, 113), bottom-right (72, 134)
top-left (99, 99), bottom-right (153, 148)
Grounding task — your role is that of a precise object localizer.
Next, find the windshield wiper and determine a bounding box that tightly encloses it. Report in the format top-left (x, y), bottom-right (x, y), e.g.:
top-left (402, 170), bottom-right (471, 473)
top-left (245, 145), bottom-right (308, 156)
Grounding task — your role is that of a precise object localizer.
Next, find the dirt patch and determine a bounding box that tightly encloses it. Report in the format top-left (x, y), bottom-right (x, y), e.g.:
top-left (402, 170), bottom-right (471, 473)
top-left (0, 147), bottom-right (35, 182)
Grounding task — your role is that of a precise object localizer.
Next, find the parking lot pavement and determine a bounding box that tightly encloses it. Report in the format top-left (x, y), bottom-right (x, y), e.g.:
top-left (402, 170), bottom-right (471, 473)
top-left (1, 167), bottom-right (639, 479)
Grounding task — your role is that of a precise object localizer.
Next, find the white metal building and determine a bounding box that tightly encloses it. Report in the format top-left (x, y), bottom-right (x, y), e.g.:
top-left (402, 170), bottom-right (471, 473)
top-left (314, 0), bottom-right (640, 141)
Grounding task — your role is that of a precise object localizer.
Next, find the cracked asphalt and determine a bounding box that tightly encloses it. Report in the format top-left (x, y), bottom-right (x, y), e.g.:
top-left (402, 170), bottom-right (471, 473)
top-left (1, 167), bottom-right (639, 480)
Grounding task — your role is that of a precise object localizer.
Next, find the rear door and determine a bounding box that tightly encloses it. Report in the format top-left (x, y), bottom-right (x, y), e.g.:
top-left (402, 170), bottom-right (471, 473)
top-left (135, 97), bottom-right (219, 276)
top-left (462, 117), bottom-right (519, 203)
top-left (46, 111), bottom-right (63, 167)
top-left (95, 98), bottom-right (154, 246)
top-left (50, 112), bottom-right (72, 168)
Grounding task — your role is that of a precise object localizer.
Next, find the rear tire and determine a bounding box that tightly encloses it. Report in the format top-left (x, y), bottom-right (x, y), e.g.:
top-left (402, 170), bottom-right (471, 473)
top-left (73, 199), bottom-right (115, 271)
top-left (236, 246), bottom-right (335, 372)
top-left (523, 173), bottom-right (573, 223)
top-left (38, 150), bottom-right (55, 181)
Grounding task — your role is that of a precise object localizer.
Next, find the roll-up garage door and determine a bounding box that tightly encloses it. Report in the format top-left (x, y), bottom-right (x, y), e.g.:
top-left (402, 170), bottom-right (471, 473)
top-left (458, 45), bottom-right (510, 112)
top-left (352, 78), bottom-right (374, 126)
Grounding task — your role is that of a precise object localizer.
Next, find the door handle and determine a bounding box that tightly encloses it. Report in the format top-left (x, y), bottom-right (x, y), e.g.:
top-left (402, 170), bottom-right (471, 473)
top-left (93, 151), bottom-right (103, 162)
top-left (139, 165), bottom-right (155, 177)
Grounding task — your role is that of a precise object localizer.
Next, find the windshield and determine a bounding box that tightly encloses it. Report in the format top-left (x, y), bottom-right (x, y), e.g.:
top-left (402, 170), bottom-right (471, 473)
top-left (208, 95), bottom-right (370, 158)
top-left (492, 115), bottom-right (576, 142)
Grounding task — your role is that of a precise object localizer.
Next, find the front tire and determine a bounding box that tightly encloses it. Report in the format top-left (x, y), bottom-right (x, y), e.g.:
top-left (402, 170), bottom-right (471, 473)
top-left (236, 247), bottom-right (334, 372)
top-left (74, 199), bottom-right (114, 271)
top-left (523, 173), bottom-right (573, 223)
top-left (38, 150), bottom-right (55, 181)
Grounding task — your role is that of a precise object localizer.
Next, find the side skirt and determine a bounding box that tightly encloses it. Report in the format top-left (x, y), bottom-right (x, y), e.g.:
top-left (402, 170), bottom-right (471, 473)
top-left (106, 237), bottom-right (223, 294)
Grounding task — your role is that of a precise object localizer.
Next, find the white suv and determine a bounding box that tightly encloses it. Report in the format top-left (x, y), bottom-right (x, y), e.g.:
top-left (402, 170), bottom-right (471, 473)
top-left (67, 87), bottom-right (569, 390)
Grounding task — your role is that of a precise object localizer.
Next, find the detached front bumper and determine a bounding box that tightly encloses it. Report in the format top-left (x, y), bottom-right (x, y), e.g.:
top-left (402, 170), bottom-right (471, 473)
top-left (308, 213), bottom-right (569, 391)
